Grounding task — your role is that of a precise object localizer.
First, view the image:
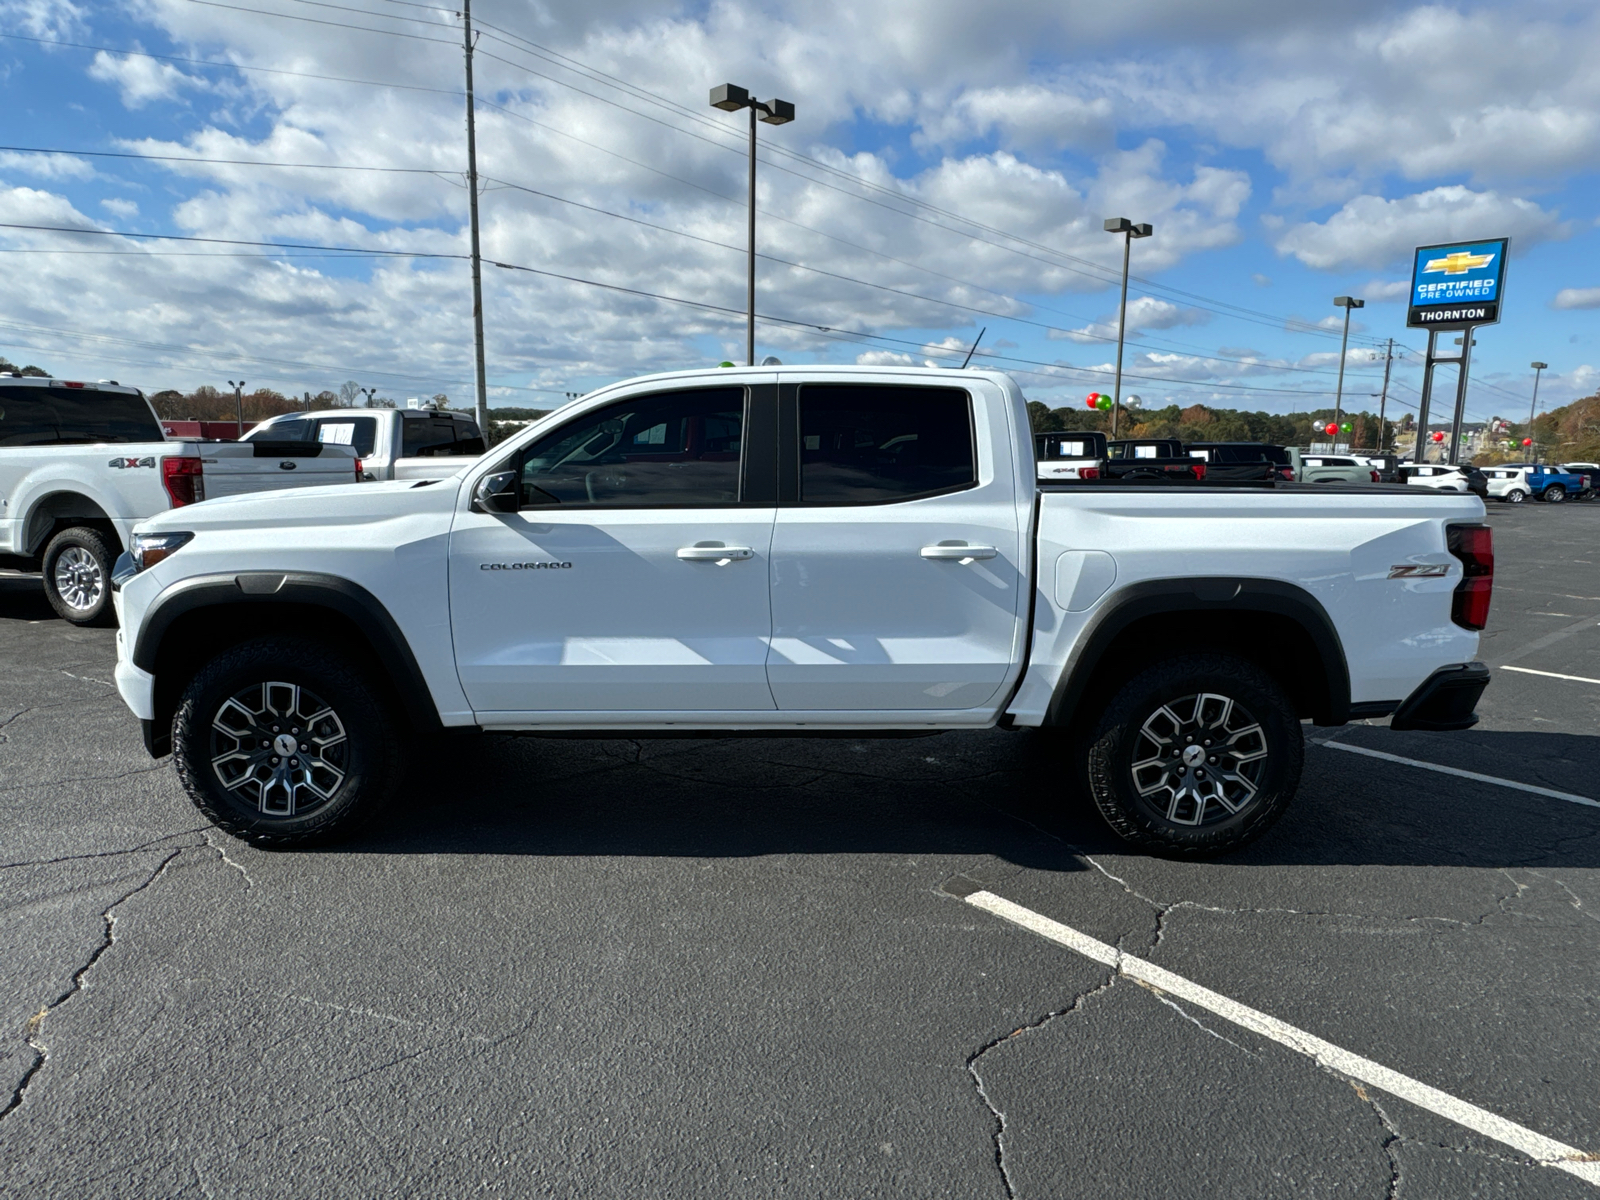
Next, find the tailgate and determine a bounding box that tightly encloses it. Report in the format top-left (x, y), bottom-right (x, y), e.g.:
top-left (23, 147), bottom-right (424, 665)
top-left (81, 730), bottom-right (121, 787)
top-left (202, 441), bottom-right (360, 498)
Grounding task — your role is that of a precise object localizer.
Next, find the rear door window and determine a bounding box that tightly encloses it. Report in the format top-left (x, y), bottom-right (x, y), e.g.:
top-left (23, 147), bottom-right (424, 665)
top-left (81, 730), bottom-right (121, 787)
top-left (315, 417), bottom-right (378, 457)
top-left (43, 388), bottom-right (162, 444)
top-left (402, 417), bottom-right (484, 458)
top-left (0, 387), bottom-right (59, 446)
top-left (796, 384), bottom-right (975, 504)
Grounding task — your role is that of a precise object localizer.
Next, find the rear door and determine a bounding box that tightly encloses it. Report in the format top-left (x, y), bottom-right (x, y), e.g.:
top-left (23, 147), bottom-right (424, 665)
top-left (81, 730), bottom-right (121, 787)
top-left (449, 383), bottom-right (777, 716)
top-left (765, 380), bottom-right (1027, 712)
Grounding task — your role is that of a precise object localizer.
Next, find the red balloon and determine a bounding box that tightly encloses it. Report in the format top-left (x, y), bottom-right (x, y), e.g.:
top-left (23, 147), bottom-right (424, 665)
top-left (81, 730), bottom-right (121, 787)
top-left (1086, 398), bottom-right (1098, 410)
top-left (1432, 431), bottom-right (1445, 442)
top-left (1324, 422), bottom-right (1338, 435)
top-left (1522, 437), bottom-right (1533, 446)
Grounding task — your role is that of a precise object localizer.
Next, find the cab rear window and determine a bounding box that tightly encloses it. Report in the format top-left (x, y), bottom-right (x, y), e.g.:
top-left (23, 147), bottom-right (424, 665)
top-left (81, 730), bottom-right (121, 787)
top-left (0, 386), bottom-right (161, 445)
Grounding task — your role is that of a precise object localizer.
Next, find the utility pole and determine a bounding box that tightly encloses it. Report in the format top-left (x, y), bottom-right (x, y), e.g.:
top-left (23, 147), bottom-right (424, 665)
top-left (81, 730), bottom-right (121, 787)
top-left (461, 0), bottom-right (489, 441)
top-left (1376, 339), bottom-right (1393, 452)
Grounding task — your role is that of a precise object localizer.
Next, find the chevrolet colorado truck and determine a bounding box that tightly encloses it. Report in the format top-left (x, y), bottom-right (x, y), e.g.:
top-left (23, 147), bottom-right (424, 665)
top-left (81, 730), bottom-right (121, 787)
top-left (243, 405), bottom-right (486, 482)
top-left (110, 366), bottom-right (1493, 855)
top-left (0, 376), bottom-right (362, 625)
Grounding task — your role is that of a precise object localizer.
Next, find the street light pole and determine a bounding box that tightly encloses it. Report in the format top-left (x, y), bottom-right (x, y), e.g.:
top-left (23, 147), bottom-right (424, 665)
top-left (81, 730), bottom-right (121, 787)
top-left (358, 386), bottom-right (376, 408)
top-left (711, 84), bottom-right (794, 366)
top-left (1103, 217), bottom-right (1152, 439)
top-left (1528, 361), bottom-right (1547, 463)
top-left (228, 379), bottom-right (246, 439)
top-left (1332, 296), bottom-right (1364, 448)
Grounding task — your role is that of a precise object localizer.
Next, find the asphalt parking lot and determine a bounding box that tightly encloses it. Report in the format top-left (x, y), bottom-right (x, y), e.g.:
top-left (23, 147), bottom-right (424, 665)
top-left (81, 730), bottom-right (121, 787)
top-left (1, 503), bottom-right (1597, 1199)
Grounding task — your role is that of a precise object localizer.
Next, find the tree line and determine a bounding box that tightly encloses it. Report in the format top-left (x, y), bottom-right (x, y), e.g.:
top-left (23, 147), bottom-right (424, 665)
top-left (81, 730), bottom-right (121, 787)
top-left (1027, 400), bottom-right (1402, 451)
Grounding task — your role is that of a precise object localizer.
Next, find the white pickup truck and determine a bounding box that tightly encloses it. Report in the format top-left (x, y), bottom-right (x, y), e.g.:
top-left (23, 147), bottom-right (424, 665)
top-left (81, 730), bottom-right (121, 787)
top-left (243, 406), bottom-right (486, 482)
top-left (110, 365), bottom-right (1494, 856)
top-left (0, 376), bottom-right (362, 625)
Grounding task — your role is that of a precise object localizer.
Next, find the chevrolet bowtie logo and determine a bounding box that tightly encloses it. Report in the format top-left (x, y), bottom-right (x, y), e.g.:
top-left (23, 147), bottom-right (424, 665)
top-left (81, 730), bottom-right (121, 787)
top-left (1423, 250), bottom-right (1495, 275)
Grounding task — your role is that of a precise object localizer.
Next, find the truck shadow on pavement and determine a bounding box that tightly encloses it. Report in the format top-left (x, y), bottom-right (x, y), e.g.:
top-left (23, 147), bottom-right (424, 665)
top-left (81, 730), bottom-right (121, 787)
top-left (334, 725), bottom-right (1600, 872)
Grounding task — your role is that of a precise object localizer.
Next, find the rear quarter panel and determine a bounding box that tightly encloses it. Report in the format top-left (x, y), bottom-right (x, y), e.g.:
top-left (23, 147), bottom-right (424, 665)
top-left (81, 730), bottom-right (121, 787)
top-left (1009, 487), bottom-right (1485, 724)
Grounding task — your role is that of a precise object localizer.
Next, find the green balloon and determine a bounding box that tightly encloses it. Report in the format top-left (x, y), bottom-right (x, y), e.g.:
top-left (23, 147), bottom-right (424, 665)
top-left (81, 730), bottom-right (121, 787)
top-left (1096, 395), bottom-right (1112, 410)
top-left (1341, 422), bottom-right (1352, 432)
top-left (719, 361), bottom-right (736, 368)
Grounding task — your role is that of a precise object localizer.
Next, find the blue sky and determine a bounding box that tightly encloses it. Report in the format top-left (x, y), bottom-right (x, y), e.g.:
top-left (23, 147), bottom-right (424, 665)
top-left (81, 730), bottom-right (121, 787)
top-left (1, 0), bottom-right (1597, 424)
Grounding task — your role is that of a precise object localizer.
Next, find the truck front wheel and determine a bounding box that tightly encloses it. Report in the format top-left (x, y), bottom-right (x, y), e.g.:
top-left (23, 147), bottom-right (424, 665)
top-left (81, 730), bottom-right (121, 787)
top-left (1085, 654), bottom-right (1302, 856)
top-left (41, 526), bottom-right (116, 626)
top-left (172, 636), bottom-right (402, 846)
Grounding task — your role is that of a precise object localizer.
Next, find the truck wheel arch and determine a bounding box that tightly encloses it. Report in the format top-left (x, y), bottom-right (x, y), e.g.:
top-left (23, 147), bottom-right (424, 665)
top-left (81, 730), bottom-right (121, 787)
top-left (23, 491), bottom-right (121, 558)
top-left (133, 572), bottom-right (443, 756)
top-left (1045, 577), bottom-right (1352, 730)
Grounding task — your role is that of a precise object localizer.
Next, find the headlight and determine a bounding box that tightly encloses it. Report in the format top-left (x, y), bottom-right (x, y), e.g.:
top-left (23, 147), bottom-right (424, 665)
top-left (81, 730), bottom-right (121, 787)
top-left (131, 531), bottom-right (193, 571)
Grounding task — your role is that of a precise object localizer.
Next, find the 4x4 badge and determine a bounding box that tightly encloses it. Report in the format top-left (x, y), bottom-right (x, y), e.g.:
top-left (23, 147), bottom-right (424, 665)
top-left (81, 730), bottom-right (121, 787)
top-left (108, 456), bottom-right (156, 469)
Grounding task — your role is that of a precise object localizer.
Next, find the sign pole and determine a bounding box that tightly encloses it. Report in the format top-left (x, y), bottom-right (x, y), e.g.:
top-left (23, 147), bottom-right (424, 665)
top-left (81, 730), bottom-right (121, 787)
top-left (1447, 327), bottom-right (1475, 466)
top-left (1416, 330), bottom-right (1438, 463)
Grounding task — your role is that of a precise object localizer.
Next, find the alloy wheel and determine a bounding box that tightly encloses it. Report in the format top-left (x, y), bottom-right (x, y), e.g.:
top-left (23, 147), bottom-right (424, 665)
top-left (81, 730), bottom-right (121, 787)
top-left (52, 546), bottom-right (104, 613)
top-left (1129, 692), bottom-right (1269, 826)
top-left (209, 681), bottom-right (349, 818)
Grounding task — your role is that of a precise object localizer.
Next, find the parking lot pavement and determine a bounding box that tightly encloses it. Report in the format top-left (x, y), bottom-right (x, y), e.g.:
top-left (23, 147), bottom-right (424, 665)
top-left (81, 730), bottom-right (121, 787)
top-left (1, 504), bottom-right (1597, 1198)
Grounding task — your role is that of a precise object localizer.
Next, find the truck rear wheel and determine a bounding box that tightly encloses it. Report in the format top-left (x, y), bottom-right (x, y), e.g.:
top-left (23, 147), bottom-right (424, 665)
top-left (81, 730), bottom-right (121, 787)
top-left (1085, 654), bottom-right (1302, 857)
top-left (1542, 484), bottom-right (1566, 503)
top-left (172, 636), bottom-right (402, 846)
top-left (41, 526), bottom-right (116, 626)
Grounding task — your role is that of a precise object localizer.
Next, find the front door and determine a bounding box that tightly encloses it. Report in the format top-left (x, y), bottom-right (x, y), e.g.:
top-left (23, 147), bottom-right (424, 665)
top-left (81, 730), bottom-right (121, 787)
top-left (765, 381), bottom-right (1027, 712)
top-left (450, 385), bottom-right (776, 717)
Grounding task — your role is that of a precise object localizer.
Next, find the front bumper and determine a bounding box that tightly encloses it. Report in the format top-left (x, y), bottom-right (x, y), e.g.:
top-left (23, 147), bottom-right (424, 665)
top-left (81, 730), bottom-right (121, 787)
top-left (1390, 662), bottom-right (1490, 731)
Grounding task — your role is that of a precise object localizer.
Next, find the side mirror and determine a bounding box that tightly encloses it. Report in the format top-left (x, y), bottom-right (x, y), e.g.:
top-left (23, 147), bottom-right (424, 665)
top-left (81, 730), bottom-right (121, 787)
top-left (472, 470), bottom-right (518, 514)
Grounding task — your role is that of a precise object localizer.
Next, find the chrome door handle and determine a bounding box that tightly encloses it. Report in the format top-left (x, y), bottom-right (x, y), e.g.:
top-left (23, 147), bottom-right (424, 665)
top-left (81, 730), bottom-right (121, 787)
top-left (921, 543), bottom-right (998, 561)
top-left (677, 545), bottom-right (754, 561)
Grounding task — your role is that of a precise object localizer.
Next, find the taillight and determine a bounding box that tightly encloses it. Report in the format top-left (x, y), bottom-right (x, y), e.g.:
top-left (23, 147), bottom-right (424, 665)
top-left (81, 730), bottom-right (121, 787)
top-left (1277, 467), bottom-right (1294, 481)
top-left (1079, 466), bottom-right (1100, 480)
top-left (353, 457), bottom-right (364, 480)
top-left (1447, 524), bottom-right (1493, 630)
top-left (1371, 470), bottom-right (1381, 483)
top-left (162, 455), bottom-right (205, 507)
top-left (1192, 462), bottom-right (1207, 481)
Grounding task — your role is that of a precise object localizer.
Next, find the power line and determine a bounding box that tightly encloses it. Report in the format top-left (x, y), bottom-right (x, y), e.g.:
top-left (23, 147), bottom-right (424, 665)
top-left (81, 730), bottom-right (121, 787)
top-left (183, 0), bottom-right (459, 44)
top-left (0, 221), bottom-right (463, 258)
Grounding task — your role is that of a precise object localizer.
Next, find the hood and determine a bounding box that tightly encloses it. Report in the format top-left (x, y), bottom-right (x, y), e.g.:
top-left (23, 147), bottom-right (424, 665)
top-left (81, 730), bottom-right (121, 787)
top-left (137, 476), bottom-right (461, 535)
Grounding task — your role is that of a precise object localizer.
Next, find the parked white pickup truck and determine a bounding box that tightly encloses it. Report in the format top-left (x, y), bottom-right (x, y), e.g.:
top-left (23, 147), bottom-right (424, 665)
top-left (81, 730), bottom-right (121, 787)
top-left (111, 366), bottom-right (1494, 855)
top-left (243, 406), bottom-right (486, 482)
top-left (0, 376), bottom-right (362, 625)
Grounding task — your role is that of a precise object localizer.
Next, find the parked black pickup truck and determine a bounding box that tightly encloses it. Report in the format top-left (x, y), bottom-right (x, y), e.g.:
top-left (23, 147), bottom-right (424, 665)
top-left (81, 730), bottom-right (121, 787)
top-left (1184, 441), bottom-right (1295, 483)
top-left (1105, 438), bottom-right (1206, 481)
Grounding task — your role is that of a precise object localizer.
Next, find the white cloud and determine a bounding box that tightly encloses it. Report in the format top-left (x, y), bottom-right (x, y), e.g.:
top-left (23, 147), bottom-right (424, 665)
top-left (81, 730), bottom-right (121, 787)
top-left (88, 48), bottom-right (205, 108)
top-left (1051, 296), bottom-right (1210, 342)
top-left (1275, 187), bottom-right (1568, 272)
top-left (0, 151), bottom-right (94, 181)
top-left (100, 198), bottom-right (139, 219)
top-left (1552, 288), bottom-right (1600, 311)
top-left (1251, 273), bottom-right (1271, 287)
top-left (1359, 279), bottom-right (1409, 302)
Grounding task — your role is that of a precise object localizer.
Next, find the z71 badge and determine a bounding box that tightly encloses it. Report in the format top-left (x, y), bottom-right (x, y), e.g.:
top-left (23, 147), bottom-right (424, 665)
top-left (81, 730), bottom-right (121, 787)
top-left (108, 456), bottom-right (157, 469)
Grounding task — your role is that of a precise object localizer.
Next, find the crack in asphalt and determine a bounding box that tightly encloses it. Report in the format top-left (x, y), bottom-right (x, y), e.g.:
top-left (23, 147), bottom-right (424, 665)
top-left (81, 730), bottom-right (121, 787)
top-left (203, 831), bottom-right (254, 889)
top-left (0, 848), bottom-right (183, 1123)
top-left (0, 827), bottom-right (208, 872)
top-left (0, 761), bottom-right (170, 795)
top-left (965, 969), bottom-right (1121, 1199)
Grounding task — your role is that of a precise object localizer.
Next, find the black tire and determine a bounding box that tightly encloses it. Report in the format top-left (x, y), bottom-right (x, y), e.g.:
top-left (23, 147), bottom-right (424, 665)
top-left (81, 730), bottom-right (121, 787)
top-left (1505, 488), bottom-right (1527, 504)
top-left (1085, 653), bottom-right (1302, 857)
top-left (1543, 485), bottom-right (1566, 504)
top-left (172, 636), bottom-right (403, 846)
top-left (41, 526), bottom-right (116, 626)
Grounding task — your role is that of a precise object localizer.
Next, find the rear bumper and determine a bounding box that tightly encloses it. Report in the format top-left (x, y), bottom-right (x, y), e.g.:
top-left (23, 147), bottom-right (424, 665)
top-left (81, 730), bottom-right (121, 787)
top-left (1390, 662), bottom-right (1490, 731)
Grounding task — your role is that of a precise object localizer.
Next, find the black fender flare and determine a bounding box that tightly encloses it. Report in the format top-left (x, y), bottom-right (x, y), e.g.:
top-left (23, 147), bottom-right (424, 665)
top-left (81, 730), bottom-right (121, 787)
top-left (133, 571), bottom-right (443, 737)
top-left (1045, 576), bottom-right (1352, 728)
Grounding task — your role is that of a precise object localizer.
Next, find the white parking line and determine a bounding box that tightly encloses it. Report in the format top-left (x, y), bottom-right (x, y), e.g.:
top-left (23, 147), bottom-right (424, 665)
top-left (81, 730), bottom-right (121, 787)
top-left (1501, 664), bottom-right (1600, 686)
top-left (958, 887), bottom-right (1600, 1185)
top-left (1319, 741), bottom-right (1600, 809)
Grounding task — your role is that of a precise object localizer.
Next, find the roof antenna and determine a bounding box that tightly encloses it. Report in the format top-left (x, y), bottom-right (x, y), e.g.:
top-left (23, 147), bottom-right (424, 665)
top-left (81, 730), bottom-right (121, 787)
top-left (960, 327), bottom-right (987, 369)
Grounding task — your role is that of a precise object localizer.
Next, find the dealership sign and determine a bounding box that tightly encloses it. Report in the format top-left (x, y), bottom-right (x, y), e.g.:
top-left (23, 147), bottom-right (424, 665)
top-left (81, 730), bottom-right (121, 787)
top-left (1407, 238), bottom-right (1508, 329)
